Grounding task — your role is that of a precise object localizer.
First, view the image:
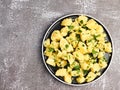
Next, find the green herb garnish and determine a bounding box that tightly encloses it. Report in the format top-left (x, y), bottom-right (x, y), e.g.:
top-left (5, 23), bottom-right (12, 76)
top-left (68, 25), bottom-right (74, 29)
top-left (77, 70), bottom-right (80, 74)
top-left (82, 44), bottom-right (85, 47)
top-left (88, 39), bottom-right (93, 42)
top-left (76, 54), bottom-right (79, 57)
top-left (83, 70), bottom-right (89, 76)
top-left (65, 44), bottom-right (69, 48)
top-left (82, 24), bottom-right (89, 30)
top-left (78, 29), bottom-right (82, 32)
top-left (48, 48), bottom-right (54, 52)
top-left (76, 34), bottom-right (80, 41)
top-left (92, 49), bottom-right (98, 54)
top-left (80, 20), bottom-right (83, 24)
top-left (73, 65), bottom-right (80, 70)
top-left (94, 34), bottom-right (100, 40)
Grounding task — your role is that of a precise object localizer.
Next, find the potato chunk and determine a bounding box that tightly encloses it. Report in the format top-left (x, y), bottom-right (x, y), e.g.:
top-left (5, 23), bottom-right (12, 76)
top-left (44, 39), bottom-right (50, 47)
top-left (77, 15), bottom-right (88, 24)
top-left (76, 76), bottom-right (85, 83)
top-left (60, 26), bottom-right (69, 36)
top-left (64, 74), bottom-right (72, 83)
top-left (86, 72), bottom-right (96, 82)
top-left (105, 42), bottom-right (112, 53)
top-left (46, 58), bottom-right (56, 67)
top-left (86, 19), bottom-right (98, 29)
top-left (73, 50), bottom-right (84, 61)
top-left (60, 38), bottom-right (73, 52)
top-left (61, 18), bottom-right (72, 26)
top-left (91, 63), bottom-right (100, 72)
top-left (51, 30), bottom-right (62, 41)
top-left (55, 68), bottom-right (67, 76)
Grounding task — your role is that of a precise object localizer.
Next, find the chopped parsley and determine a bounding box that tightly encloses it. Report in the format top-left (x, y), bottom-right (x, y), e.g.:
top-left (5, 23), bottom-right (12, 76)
top-left (76, 54), bottom-right (79, 57)
top-left (48, 48), bottom-right (54, 52)
top-left (82, 44), bottom-right (85, 47)
top-left (73, 65), bottom-right (80, 70)
top-left (68, 25), bottom-right (74, 29)
top-left (94, 34), bottom-right (100, 40)
top-left (78, 29), bottom-right (82, 32)
top-left (92, 49), bottom-right (98, 54)
top-left (65, 44), bottom-right (69, 48)
top-left (83, 70), bottom-right (89, 76)
top-left (77, 70), bottom-right (80, 74)
top-left (76, 34), bottom-right (80, 41)
top-left (82, 24), bottom-right (89, 30)
top-left (80, 20), bottom-right (83, 24)
top-left (88, 39), bottom-right (93, 42)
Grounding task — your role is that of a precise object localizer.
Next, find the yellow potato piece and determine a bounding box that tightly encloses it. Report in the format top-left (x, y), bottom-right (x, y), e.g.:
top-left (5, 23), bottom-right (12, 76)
top-left (55, 68), bottom-right (67, 76)
top-left (51, 41), bottom-right (59, 49)
top-left (67, 53), bottom-right (75, 64)
top-left (60, 26), bottom-right (69, 36)
top-left (77, 42), bottom-right (87, 54)
top-left (44, 39), bottom-right (50, 47)
top-left (51, 30), bottom-right (62, 41)
top-left (46, 58), bottom-right (56, 67)
top-left (98, 52), bottom-right (104, 58)
top-left (60, 38), bottom-right (73, 52)
top-left (80, 62), bottom-right (89, 70)
top-left (71, 21), bottom-right (79, 30)
top-left (86, 72), bottom-right (96, 82)
top-left (64, 74), bottom-right (72, 84)
top-left (105, 42), bottom-right (112, 53)
top-left (80, 30), bottom-right (90, 42)
top-left (86, 19), bottom-right (98, 29)
top-left (91, 63), bottom-right (100, 72)
top-left (76, 76), bottom-right (85, 83)
top-left (56, 59), bottom-right (67, 67)
top-left (96, 25), bottom-right (104, 33)
top-left (73, 50), bottom-right (84, 61)
top-left (99, 59), bottom-right (107, 69)
top-left (77, 15), bottom-right (88, 24)
top-left (61, 18), bottom-right (72, 26)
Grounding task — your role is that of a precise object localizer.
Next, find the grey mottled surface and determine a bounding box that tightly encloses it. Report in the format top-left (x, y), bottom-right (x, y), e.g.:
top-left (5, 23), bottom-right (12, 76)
top-left (0, 0), bottom-right (120, 90)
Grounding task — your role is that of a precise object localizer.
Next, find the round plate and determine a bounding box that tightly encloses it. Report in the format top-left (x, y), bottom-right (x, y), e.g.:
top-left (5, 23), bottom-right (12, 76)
top-left (42, 14), bottom-right (113, 86)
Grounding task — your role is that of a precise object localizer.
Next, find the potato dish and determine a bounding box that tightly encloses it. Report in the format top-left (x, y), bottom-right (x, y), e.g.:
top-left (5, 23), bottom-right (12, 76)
top-left (43, 15), bottom-right (112, 84)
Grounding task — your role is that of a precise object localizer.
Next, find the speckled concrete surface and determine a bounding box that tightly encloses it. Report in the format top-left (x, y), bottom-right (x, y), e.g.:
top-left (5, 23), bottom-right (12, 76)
top-left (0, 0), bottom-right (120, 90)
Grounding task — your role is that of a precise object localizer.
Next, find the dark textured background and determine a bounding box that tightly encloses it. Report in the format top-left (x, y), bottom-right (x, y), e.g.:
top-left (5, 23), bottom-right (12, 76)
top-left (0, 0), bottom-right (120, 90)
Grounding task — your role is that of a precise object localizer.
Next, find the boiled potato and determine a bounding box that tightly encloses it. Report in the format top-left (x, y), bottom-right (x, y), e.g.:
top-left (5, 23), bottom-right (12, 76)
top-left (91, 63), bottom-right (100, 72)
top-left (51, 30), bottom-right (62, 41)
top-left (60, 38), bottom-right (73, 52)
top-left (60, 26), bottom-right (69, 36)
top-left (44, 39), bottom-right (50, 47)
top-left (86, 19), bottom-right (98, 29)
top-left (55, 68), bottom-right (67, 76)
top-left (86, 72), bottom-right (96, 82)
top-left (76, 76), bottom-right (85, 83)
top-left (98, 52), bottom-right (104, 58)
top-left (44, 15), bottom-right (112, 84)
top-left (105, 42), bottom-right (112, 53)
top-left (61, 18), bottom-right (72, 26)
top-left (99, 58), bottom-right (107, 69)
top-left (77, 15), bottom-right (88, 25)
top-left (46, 57), bottom-right (56, 67)
top-left (76, 42), bottom-right (87, 54)
top-left (73, 50), bottom-right (84, 61)
top-left (67, 53), bottom-right (75, 64)
top-left (64, 73), bottom-right (72, 83)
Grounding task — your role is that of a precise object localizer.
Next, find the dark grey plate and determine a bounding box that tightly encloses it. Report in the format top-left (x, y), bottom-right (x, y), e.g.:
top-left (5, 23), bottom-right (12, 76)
top-left (42, 14), bottom-right (113, 86)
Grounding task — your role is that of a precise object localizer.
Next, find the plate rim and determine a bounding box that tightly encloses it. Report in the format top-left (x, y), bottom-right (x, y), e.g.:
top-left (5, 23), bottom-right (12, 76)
top-left (41, 14), bottom-right (114, 86)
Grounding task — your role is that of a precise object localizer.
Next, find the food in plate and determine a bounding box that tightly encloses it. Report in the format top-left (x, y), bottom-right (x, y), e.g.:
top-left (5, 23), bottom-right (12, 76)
top-left (43, 15), bottom-right (112, 84)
